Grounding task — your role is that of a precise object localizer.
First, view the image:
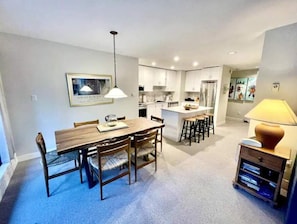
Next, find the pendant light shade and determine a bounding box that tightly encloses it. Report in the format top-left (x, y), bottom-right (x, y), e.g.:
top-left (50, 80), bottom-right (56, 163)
top-left (104, 31), bottom-right (127, 99)
top-left (104, 86), bottom-right (127, 98)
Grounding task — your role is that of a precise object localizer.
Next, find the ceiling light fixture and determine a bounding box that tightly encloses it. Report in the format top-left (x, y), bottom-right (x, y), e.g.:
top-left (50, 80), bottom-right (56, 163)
top-left (152, 61), bottom-right (156, 66)
top-left (174, 56), bottom-right (179, 62)
top-left (229, 51), bottom-right (237, 55)
top-left (193, 61), bottom-right (199, 67)
top-left (104, 31), bottom-right (127, 99)
top-left (170, 66), bottom-right (175, 70)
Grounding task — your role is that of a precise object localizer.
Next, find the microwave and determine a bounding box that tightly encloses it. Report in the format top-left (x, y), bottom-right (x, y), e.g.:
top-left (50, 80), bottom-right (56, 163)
top-left (139, 85), bottom-right (144, 91)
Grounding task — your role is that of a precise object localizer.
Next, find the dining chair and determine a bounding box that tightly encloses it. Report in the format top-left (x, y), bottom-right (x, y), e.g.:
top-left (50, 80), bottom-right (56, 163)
top-left (73, 119), bottom-right (99, 182)
top-left (35, 132), bottom-right (82, 197)
top-left (150, 115), bottom-right (164, 151)
top-left (88, 137), bottom-right (131, 200)
top-left (132, 129), bottom-right (158, 182)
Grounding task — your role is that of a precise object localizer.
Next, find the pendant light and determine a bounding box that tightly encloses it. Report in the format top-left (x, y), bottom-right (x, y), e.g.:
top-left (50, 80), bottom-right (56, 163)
top-left (104, 31), bottom-right (128, 98)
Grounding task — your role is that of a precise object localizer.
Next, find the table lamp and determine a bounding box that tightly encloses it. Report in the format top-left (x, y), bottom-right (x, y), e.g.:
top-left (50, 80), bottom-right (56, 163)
top-left (245, 99), bottom-right (297, 149)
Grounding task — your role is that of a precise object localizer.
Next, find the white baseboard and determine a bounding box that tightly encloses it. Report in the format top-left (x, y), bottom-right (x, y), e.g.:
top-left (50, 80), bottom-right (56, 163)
top-left (0, 156), bottom-right (17, 202)
top-left (17, 151), bottom-right (40, 162)
top-left (226, 116), bottom-right (247, 122)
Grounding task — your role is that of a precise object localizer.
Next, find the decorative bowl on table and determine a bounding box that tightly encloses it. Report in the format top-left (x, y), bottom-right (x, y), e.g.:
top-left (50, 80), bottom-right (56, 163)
top-left (190, 105), bottom-right (199, 109)
top-left (184, 104), bottom-right (191, 110)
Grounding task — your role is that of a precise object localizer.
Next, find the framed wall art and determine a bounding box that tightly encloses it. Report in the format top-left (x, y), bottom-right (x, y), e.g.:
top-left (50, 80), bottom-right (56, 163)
top-left (245, 77), bottom-right (256, 101)
top-left (228, 77), bottom-right (257, 102)
top-left (228, 78), bottom-right (236, 100)
top-left (234, 78), bottom-right (248, 101)
top-left (66, 73), bottom-right (113, 106)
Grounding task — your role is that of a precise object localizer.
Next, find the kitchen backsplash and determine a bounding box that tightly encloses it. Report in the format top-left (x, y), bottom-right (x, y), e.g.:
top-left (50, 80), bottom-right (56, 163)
top-left (139, 91), bottom-right (173, 103)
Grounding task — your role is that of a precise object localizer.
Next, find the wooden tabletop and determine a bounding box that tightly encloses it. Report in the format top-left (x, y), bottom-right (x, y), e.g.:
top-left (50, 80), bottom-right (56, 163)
top-left (55, 117), bottom-right (165, 154)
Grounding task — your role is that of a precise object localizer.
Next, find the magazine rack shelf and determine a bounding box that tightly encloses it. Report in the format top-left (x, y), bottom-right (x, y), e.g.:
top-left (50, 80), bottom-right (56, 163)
top-left (233, 144), bottom-right (290, 207)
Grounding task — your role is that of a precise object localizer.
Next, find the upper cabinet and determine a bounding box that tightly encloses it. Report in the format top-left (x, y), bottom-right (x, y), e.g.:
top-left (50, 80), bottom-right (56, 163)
top-left (139, 66), bottom-right (178, 92)
top-left (185, 70), bottom-right (202, 92)
top-left (165, 70), bottom-right (178, 91)
top-left (185, 67), bottom-right (223, 92)
top-left (201, 67), bottom-right (221, 81)
top-left (139, 66), bottom-right (153, 91)
top-left (154, 69), bottom-right (167, 86)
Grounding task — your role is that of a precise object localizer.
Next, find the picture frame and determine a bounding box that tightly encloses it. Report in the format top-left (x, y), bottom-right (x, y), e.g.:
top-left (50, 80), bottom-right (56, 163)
top-left (234, 78), bottom-right (248, 101)
top-left (228, 77), bottom-right (257, 102)
top-left (228, 78), bottom-right (236, 100)
top-left (66, 73), bottom-right (113, 106)
top-left (245, 77), bottom-right (256, 101)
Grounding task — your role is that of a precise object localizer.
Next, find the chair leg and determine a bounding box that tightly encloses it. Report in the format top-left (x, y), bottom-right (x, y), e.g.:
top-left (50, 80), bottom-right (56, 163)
top-left (135, 151), bottom-right (138, 182)
top-left (179, 120), bottom-right (186, 142)
top-left (99, 170), bottom-right (104, 200)
top-left (43, 169), bottom-right (50, 197)
top-left (45, 177), bottom-right (50, 197)
top-left (155, 150), bottom-right (157, 172)
top-left (78, 153), bottom-right (83, 183)
top-left (160, 130), bottom-right (163, 152)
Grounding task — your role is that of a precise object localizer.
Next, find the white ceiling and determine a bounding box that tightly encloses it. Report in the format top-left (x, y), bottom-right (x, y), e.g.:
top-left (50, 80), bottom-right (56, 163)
top-left (1, 0), bottom-right (297, 70)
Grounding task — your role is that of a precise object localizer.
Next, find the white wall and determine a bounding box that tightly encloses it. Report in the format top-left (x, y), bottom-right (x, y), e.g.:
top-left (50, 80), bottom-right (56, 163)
top-left (0, 33), bottom-right (138, 158)
top-left (247, 23), bottom-right (297, 180)
top-left (255, 23), bottom-right (297, 110)
top-left (216, 66), bottom-right (231, 125)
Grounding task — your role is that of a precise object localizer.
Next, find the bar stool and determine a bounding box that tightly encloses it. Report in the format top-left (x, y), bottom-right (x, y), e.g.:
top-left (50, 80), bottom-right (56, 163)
top-left (202, 114), bottom-right (210, 138)
top-left (206, 113), bottom-right (215, 134)
top-left (194, 115), bottom-right (205, 143)
top-left (179, 117), bottom-right (196, 146)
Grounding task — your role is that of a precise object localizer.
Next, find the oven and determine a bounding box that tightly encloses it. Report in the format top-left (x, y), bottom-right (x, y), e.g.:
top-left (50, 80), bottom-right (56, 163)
top-left (138, 104), bottom-right (147, 118)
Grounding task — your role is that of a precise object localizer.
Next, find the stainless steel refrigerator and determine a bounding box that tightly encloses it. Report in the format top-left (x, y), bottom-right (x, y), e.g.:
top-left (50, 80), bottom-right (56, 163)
top-left (199, 80), bottom-right (217, 113)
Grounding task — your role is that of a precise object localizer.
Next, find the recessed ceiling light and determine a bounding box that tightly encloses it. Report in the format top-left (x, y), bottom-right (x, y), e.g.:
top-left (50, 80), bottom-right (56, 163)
top-left (151, 61), bottom-right (156, 66)
top-left (174, 56), bottom-right (179, 62)
top-left (229, 51), bottom-right (237, 55)
top-left (193, 61), bottom-right (199, 67)
top-left (170, 66), bottom-right (175, 69)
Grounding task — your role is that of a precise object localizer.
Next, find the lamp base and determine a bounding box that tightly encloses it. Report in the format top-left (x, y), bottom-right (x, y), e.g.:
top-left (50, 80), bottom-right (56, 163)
top-left (255, 123), bottom-right (284, 149)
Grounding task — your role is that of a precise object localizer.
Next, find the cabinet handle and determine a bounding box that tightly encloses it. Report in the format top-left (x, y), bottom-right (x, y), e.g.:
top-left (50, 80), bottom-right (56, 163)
top-left (258, 157), bottom-right (263, 162)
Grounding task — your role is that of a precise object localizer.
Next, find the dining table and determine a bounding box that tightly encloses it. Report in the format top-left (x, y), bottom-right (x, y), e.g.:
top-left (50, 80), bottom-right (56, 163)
top-left (55, 117), bottom-right (165, 188)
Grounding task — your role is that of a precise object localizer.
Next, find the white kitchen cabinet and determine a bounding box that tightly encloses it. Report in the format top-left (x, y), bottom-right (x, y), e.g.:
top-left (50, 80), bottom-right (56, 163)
top-left (154, 102), bottom-right (168, 117)
top-left (153, 69), bottom-right (167, 86)
top-left (201, 67), bottom-right (221, 81)
top-left (165, 70), bottom-right (178, 91)
top-left (139, 66), bottom-right (153, 91)
top-left (146, 103), bottom-right (155, 119)
top-left (147, 102), bottom-right (168, 118)
top-left (185, 70), bottom-right (202, 92)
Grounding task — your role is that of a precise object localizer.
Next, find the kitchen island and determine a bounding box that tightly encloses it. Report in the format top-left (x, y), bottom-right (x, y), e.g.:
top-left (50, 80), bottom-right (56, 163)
top-left (161, 106), bottom-right (213, 142)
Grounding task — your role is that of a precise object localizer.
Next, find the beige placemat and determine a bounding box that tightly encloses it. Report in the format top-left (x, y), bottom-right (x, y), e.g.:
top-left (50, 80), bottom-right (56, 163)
top-left (97, 121), bottom-right (128, 132)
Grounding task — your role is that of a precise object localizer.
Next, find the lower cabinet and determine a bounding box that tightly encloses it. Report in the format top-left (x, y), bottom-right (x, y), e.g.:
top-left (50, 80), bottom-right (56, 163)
top-left (233, 144), bottom-right (290, 207)
top-left (147, 102), bottom-right (168, 119)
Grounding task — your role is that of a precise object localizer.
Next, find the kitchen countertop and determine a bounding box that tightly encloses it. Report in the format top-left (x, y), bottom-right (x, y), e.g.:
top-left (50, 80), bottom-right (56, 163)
top-left (139, 101), bottom-right (179, 106)
top-left (162, 106), bottom-right (213, 114)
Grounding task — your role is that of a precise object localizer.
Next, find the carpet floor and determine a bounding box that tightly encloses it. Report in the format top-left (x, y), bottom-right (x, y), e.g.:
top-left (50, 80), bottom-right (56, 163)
top-left (0, 120), bottom-right (287, 224)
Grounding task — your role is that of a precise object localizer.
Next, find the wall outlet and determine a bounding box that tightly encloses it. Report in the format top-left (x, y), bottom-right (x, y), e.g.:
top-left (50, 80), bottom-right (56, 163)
top-left (31, 95), bottom-right (38, 101)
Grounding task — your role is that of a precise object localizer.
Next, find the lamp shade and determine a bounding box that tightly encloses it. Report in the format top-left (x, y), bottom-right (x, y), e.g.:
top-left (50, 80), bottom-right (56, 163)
top-left (245, 99), bottom-right (297, 125)
top-left (245, 99), bottom-right (297, 149)
top-left (104, 86), bottom-right (128, 98)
